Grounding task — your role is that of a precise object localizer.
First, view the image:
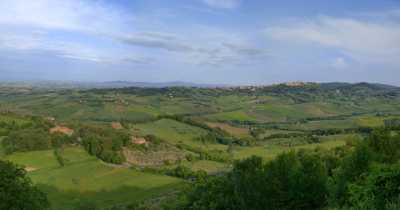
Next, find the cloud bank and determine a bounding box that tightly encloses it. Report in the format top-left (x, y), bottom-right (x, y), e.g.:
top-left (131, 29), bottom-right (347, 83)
top-left (265, 16), bottom-right (400, 65)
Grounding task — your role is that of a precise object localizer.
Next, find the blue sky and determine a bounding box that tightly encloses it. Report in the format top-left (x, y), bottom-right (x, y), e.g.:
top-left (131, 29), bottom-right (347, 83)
top-left (0, 0), bottom-right (400, 85)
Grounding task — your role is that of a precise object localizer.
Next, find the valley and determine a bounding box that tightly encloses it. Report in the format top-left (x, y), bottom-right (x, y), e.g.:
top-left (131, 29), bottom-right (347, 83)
top-left (1, 82), bottom-right (400, 209)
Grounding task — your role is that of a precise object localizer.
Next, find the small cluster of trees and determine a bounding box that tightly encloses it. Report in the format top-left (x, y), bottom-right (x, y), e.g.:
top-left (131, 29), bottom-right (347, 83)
top-left (1, 116), bottom-right (72, 154)
top-left (252, 126), bottom-right (373, 142)
top-left (176, 128), bottom-right (400, 210)
top-left (177, 144), bottom-right (232, 163)
top-left (79, 125), bottom-right (130, 164)
top-left (384, 118), bottom-right (400, 129)
top-left (140, 164), bottom-right (208, 181)
top-left (2, 128), bottom-right (53, 154)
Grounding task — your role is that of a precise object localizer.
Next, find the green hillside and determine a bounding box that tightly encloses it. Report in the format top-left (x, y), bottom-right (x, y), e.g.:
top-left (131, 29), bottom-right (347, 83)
top-left (1, 82), bottom-right (400, 209)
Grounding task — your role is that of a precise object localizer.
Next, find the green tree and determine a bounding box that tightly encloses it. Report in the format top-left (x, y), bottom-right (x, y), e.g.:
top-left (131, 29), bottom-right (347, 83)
top-left (0, 160), bottom-right (50, 210)
top-left (329, 143), bottom-right (372, 207)
top-left (181, 153), bottom-right (328, 210)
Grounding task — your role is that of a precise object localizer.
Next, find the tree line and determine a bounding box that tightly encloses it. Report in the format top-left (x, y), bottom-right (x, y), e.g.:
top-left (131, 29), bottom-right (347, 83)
top-left (173, 127), bottom-right (400, 210)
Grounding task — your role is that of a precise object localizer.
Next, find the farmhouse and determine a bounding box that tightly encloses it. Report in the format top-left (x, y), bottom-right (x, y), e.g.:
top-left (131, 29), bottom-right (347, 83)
top-left (111, 122), bottom-right (123, 129)
top-left (131, 136), bottom-right (147, 145)
top-left (50, 126), bottom-right (74, 136)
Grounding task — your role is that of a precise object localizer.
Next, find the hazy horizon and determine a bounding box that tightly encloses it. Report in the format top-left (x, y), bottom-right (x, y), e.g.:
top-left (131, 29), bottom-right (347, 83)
top-left (1, 0), bottom-right (400, 85)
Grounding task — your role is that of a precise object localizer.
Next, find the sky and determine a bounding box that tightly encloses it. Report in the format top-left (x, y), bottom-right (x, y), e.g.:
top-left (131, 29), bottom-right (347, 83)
top-left (0, 0), bottom-right (400, 85)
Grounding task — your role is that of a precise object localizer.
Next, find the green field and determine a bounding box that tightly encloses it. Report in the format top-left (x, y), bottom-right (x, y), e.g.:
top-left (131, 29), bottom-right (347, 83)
top-left (233, 138), bottom-right (347, 160)
top-left (182, 160), bottom-right (231, 174)
top-left (2, 147), bottom-right (183, 210)
top-left (204, 110), bottom-right (256, 122)
top-left (0, 137), bottom-right (5, 157)
top-left (133, 119), bottom-right (208, 146)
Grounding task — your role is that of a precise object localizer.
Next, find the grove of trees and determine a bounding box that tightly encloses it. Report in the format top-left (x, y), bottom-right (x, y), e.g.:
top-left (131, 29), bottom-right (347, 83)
top-left (175, 128), bottom-right (400, 210)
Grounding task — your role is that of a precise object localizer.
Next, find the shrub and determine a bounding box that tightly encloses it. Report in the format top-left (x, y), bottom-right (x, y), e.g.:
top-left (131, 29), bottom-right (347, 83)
top-left (181, 153), bottom-right (328, 210)
top-left (0, 160), bottom-right (50, 210)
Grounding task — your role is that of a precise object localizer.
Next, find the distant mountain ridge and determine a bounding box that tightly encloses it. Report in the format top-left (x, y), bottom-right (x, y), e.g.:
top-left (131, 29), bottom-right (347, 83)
top-left (0, 80), bottom-right (398, 90)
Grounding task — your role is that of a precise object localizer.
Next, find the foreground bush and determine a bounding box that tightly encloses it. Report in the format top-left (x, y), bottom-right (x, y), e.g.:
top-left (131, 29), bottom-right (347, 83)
top-left (180, 153), bottom-right (328, 210)
top-left (0, 160), bottom-right (49, 210)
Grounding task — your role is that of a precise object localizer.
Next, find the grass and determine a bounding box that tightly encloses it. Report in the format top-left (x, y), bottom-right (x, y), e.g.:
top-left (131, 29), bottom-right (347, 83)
top-left (5, 149), bottom-right (59, 170)
top-left (133, 119), bottom-right (208, 147)
top-left (183, 160), bottom-right (230, 174)
top-left (353, 116), bottom-right (386, 127)
top-left (2, 147), bottom-right (184, 210)
top-left (233, 138), bottom-right (347, 161)
top-left (0, 137), bottom-right (4, 157)
top-left (258, 129), bottom-right (302, 139)
top-left (282, 119), bottom-right (358, 131)
top-left (206, 122), bottom-right (250, 138)
top-left (0, 114), bottom-right (31, 126)
top-left (204, 110), bottom-right (255, 122)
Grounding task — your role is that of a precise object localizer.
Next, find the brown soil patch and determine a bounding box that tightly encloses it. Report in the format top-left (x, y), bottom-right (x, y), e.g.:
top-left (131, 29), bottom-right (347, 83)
top-left (111, 122), bottom-right (123, 130)
top-left (50, 126), bottom-right (74, 136)
top-left (25, 167), bottom-right (37, 172)
top-left (131, 136), bottom-right (147, 145)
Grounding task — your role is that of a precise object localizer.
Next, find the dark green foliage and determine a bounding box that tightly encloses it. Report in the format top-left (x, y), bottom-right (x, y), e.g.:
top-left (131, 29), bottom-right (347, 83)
top-left (165, 165), bottom-right (207, 180)
top-left (2, 128), bottom-right (52, 154)
top-left (347, 164), bottom-right (400, 210)
top-left (178, 144), bottom-right (232, 163)
top-left (0, 114), bottom-right (61, 154)
top-left (80, 125), bottom-right (129, 164)
top-left (0, 160), bottom-right (50, 210)
top-left (181, 153), bottom-right (328, 210)
top-left (51, 133), bottom-right (73, 148)
top-left (261, 153), bottom-right (328, 210)
top-left (366, 128), bottom-right (400, 162)
top-left (144, 135), bottom-right (162, 145)
top-left (179, 128), bottom-right (400, 210)
top-left (74, 200), bottom-right (100, 210)
top-left (195, 133), bottom-right (217, 144)
top-left (329, 143), bottom-right (372, 207)
top-left (384, 118), bottom-right (400, 128)
top-left (54, 148), bottom-right (65, 167)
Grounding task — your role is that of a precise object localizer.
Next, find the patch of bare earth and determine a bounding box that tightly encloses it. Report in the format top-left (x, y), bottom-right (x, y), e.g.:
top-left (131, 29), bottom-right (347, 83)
top-left (131, 136), bottom-right (147, 145)
top-left (25, 167), bottom-right (37, 172)
top-left (111, 122), bottom-right (123, 130)
top-left (49, 126), bottom-right (74, 136)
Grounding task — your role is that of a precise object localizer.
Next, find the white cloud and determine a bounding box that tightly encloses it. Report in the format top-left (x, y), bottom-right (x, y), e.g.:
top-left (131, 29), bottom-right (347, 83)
top-left (0, 32), bottom-right (149, 64)
top-left (202, 0), bottom-right (241, 9)
top-left (265, 15), bottom-right (400, 65)
top-left (0, 0), bottom-right (132, 34)
top-left (0, 0), bottom-right (263, 67)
